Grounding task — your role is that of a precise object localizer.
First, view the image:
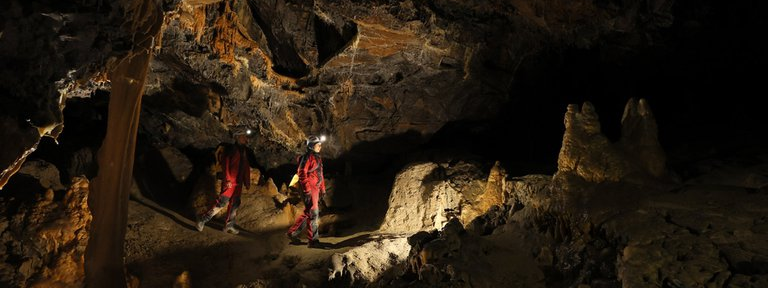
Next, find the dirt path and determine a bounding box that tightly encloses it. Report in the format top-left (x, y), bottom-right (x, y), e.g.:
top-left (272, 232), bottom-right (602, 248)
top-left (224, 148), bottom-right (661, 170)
top-left (125, 198), bottom-right (377, 288)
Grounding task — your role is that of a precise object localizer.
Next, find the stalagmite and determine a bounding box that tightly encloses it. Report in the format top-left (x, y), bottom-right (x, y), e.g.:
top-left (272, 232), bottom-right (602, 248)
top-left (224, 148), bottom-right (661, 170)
top-left (84, 0), bottom-right (163, 286)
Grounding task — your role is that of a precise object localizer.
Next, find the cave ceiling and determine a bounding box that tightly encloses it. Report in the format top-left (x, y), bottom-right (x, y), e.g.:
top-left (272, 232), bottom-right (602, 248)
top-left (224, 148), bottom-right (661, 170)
top-left (1, 0), bottom-right (678, 185)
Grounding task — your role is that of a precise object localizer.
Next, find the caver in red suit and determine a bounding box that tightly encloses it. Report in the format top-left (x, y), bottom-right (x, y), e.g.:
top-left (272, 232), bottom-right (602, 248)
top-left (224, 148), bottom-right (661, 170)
top-left (287, 135), bottom-right (326, 247)
top-left (197, 131), bottom-right (251, 234)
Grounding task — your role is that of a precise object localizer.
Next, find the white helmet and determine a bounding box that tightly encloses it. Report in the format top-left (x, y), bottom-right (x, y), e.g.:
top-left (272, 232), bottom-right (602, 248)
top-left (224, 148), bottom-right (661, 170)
top-left (306, 135), bottom-right (326, 148)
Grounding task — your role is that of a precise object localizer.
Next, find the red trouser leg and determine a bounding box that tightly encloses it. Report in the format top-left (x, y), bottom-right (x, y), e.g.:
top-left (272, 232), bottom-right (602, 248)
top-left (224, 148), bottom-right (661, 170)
top-left (201, 183), bottom-right (240, 223)
top-left (288, 190), bottom-right (320, 240)
top-left (224, 185), bottom-right (242, 228)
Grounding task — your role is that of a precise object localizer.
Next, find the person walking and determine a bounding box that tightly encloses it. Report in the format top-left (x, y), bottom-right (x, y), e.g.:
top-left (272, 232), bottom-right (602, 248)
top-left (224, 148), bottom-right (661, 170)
top-left (196, 127), bottom-right (253, 234)
top-left (287, 135), bottom-right (326, 247)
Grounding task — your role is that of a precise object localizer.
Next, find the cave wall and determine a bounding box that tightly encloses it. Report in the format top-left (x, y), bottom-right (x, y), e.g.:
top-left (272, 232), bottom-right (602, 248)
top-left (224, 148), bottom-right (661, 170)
top-left (2, 0), bottom-right (762, 189)
top-left (137, 0), bottom-right (682, 174)
top-left (0, 0), bottom-right (125, 189)
top-left (4, 0), bottom-right (751, 187)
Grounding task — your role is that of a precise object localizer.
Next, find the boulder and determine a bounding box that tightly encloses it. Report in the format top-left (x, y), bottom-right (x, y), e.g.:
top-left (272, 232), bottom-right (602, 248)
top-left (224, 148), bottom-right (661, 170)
top-left (18, 159), bottom-right (65, 191)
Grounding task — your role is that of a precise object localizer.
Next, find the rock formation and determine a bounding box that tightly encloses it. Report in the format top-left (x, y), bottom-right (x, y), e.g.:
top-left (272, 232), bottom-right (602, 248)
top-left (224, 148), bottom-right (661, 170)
top-left (18, 160), bottom-right (66, 192)
top-left (127, 0), bottom-right (681, 172)
top-left (556, 99), bottom-right (667, 185)
top-left (461, 161), bottom-right (507, 226)
top-left (329, 236), bottom-right (410, 287)
top-left (158, 146), bottom-right (194, 183)
top-left (379, 160), bottom-right (504, 233)
top-left (384, 218), bottom-right (544, 288)
top-left (393, 98), bottom-right (768, 288)
top-left (0, 177), bottom-right (91, 287)
top-left (620, 98), bottom-right (667, 178)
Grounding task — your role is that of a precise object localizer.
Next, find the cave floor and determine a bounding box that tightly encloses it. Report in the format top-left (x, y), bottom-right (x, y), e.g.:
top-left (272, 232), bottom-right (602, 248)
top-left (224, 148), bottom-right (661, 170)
top-left (124, 198), bottom-right (376, 288)
top-left (123, 149), bottom-right (768, 288)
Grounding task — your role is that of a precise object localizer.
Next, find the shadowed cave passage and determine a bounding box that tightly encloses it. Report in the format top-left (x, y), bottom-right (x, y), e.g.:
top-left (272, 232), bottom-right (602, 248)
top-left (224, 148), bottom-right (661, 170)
top-left (244, 0), bottom-right (359, 78)
top-left (314, 15), bottom-right (358, 67)
top-left (245, 0), bottom-right (311, 78)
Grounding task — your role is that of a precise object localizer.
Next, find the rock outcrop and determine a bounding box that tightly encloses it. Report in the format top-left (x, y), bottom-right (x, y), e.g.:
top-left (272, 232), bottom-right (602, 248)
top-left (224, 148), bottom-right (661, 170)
top-left (461, 161), bottom-right (507, 226)
top-left (0, 177), bottom-right (91, 288)
top-left (374, 98), bottom-right (768, 288)
top-left (329, 236), bottom-right (410, 287)
top-left (379, 160), bottom-right (504, 233)
top-left (18, 160), bottom-right (66, 192)
top-left (381, 218), bottom-right (544, 288)
top-left (235, 177), bottom-right (300, 233)
top-left (448, 99), bottom-right (768, 288)
top-left (550, 99), bottom-right (673, 222)
top-left (378, 162), bottom-right (459, 233)
top-left (619, 98), bottom-right (667, 178)
top-left (555, 99), bottom-right (667, 185)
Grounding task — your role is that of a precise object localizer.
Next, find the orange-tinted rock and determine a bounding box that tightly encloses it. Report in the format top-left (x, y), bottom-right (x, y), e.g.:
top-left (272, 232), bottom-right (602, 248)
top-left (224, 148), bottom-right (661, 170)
top-left (0, 177), bottom-right (91, 287)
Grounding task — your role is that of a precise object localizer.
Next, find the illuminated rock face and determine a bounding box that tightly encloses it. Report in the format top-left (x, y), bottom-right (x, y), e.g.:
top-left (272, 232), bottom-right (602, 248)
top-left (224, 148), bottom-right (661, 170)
top-left (142, 0), bottom-right (510, 169)
top-left (555, 99), bottom-right (667, 185)
top-left (379, 162), bottom-right (467, 233)
top-left (138, 0), bottom-right (679, 171)
top-left (379, 161), bottom-right (506, 233)
top-left (328, 236), bottom-right (410, 286)
top-left (0, 177), bottom-right (91, 288)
